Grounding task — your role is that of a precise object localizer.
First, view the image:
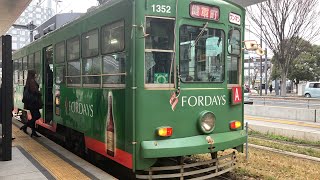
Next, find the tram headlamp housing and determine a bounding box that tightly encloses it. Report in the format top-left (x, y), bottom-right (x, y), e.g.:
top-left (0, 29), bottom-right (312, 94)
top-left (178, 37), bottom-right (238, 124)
top-left (198, 111), bottom-right (215, 134)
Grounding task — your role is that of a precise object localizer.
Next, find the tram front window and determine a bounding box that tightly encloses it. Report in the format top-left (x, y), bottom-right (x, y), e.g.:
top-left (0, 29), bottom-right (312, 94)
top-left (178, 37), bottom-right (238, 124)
top-left (179, 25), bottom-right (224, 82)
top-left (145, 17), bottom-right (175, 85)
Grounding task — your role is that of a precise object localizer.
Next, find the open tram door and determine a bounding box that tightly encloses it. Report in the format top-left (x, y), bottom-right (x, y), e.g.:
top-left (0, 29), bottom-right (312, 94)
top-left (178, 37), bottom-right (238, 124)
top-left (43, 45), bottom-right (54, 124)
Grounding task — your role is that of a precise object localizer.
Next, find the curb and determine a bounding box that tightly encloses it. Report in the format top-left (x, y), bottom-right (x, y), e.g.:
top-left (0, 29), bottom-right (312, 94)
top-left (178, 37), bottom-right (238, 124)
top-left (249, 144), bottom-right (320, 162)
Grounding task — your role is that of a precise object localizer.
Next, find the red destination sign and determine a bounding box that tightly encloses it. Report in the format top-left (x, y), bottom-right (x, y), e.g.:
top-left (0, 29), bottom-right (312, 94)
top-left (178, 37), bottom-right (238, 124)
top-left (231, 86), bottom-right (242, 105)
top-left (190, 4), bottom-right (219, 21)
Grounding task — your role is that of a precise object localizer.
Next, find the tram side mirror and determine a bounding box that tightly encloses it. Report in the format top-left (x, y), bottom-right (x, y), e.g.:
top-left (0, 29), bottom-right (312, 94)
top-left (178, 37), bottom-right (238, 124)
top-left (256, 47), bottom-right (265, 56)
top-left (244, 40), bottom-right (258, 51)
top-left (243, 40), bottom-right (265, 56)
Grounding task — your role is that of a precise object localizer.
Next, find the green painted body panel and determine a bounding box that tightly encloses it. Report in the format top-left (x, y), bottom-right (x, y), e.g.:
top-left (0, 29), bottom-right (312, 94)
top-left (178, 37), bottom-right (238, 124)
top-left (141, 130), bottom-right (246, 158)
top-left (57, 87), bottom-right (126, 148)
top-left (134, 0), bottom-right (245, 170)
top-left (13, 0), bottom-right (134, 162)
top-left (12, 0), bottom-right (246, 172)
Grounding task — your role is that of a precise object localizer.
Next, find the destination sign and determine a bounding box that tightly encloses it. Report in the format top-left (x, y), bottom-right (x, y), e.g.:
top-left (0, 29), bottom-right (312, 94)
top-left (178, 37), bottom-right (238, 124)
top-left (229, 12), bottom-right (241, 25)
top-left (190, 4), bottom-right (219, 21)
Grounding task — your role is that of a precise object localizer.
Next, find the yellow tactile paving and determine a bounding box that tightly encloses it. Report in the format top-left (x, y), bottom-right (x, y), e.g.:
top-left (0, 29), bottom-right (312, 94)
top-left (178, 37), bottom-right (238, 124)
top-left (12, 125), bottom-right (91, 180)
top-left (245, 115), bottom-right (320, 129)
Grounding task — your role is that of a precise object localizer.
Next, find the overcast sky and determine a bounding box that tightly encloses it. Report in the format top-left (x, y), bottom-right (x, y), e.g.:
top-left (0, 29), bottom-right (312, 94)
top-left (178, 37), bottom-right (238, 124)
top-left (30, 0), bottom-right (98, 14)
top-left (36, 0), bottom-right (320, 45)
top-left (55, 0), bottom-right (98, 13)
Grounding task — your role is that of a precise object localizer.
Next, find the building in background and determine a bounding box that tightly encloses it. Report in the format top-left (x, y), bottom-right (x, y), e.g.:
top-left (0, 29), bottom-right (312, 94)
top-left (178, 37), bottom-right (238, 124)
top-left (34, 13), bottom-right (83, 40)
top-left (244, 51), bottom-right (272, 89)
top-left (6, 0), bottom-right (54, 51)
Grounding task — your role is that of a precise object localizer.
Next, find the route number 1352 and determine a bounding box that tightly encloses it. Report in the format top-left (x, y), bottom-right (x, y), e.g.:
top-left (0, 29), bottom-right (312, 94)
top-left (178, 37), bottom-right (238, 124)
top-left (151, 4), bottom-right (171, 13)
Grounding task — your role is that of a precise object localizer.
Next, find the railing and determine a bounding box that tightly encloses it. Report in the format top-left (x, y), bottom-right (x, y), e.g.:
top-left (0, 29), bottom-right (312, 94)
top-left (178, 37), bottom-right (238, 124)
top-left (249, 96), bottom-right (320, 109)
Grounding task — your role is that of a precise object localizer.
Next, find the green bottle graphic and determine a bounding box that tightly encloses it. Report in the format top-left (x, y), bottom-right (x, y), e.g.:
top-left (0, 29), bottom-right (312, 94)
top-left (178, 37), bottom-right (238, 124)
top-left (106, 91), bottom-right (115, 157)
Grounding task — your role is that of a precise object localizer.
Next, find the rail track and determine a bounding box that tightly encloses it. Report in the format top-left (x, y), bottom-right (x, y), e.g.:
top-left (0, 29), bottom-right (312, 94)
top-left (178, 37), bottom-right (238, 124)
top-left (248, 135), bottom-right (320, 162)
top-left (249, 134), bottom-right (320, 150)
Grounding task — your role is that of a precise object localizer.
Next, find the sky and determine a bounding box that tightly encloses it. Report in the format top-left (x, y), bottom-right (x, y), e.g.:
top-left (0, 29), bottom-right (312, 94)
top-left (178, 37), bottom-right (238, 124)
top-left (30, 0), bottom-right (98, 14)
top-left (54, 0), bottom-right (98, 13)
top-left (33, 0), bottom-right (320, 46)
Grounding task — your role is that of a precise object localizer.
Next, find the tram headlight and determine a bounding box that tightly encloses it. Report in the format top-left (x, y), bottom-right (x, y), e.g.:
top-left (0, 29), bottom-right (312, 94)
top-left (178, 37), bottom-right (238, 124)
top-left (198, 111), bottom-right (215, 134)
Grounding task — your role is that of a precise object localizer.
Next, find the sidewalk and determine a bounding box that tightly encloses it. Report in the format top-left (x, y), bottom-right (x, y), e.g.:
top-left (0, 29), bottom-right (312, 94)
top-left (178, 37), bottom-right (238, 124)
top-left (0, 121), bottom-right (116, 180)
top-left (250, 90), bottom-right (301, 97)
top-left (0, 146), bottom-right (53, 179)
top-left (245, 115), bottom-right (320, 142)
top-left (0, 124), bottom-right (52, 179)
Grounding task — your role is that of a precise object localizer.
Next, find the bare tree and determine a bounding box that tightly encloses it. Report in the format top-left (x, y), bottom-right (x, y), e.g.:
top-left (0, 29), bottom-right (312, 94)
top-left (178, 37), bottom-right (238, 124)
top-left (246, 0), bottom-right (320, 96)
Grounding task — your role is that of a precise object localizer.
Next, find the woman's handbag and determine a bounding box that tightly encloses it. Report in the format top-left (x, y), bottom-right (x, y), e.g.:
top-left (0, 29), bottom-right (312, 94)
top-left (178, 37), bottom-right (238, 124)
top-left (22, 87), bottom-right (43, 109)
top-left (22, 87), bottom-right (32, 104)
top-left (36, 92), bottom-right (43, 109)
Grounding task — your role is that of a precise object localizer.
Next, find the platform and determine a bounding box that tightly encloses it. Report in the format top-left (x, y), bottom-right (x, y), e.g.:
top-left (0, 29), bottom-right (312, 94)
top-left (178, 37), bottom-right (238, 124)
top-left (0, 120), bottom-right (116, 180)
top-left (245, 115), bottom-right (320, 142)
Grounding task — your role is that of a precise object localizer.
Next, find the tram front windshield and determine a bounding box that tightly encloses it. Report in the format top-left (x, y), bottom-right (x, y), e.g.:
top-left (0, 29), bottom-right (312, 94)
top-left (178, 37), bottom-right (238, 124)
top-left (180, 25), bottom-right (224, 83)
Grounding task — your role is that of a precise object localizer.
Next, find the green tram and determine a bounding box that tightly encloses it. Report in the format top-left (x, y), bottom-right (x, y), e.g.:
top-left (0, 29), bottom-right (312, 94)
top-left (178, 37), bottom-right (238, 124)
top-left (13, 0), bottom-right (247, 178)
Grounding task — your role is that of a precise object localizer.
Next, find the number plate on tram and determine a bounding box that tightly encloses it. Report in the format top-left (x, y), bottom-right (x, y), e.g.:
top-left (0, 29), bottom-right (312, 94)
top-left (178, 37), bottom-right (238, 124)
top-left (147, 0), bottom-right (175, 17)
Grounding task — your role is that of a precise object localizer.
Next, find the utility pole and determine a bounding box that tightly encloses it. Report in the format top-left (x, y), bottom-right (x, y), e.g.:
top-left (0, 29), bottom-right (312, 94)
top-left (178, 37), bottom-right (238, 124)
top-left (248, 57), bottom-right (251, 88)
top-left (12, 21), bottom-right (37, 43)
top-left (264, 48), bottom-right (268, 95)
top-left (259, 3), bottom-right (263, 96)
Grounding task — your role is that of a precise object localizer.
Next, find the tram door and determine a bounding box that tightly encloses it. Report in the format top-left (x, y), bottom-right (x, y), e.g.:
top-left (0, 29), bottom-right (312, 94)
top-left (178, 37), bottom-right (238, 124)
top-left (43, 46), bottom-right (54, 124)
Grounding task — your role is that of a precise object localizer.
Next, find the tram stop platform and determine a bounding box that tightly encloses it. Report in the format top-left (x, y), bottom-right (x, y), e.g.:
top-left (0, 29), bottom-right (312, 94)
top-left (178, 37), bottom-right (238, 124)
top-left (245, 115), bottom-right (320, 142)
top-left (0, 119), bottom-right (116, 180)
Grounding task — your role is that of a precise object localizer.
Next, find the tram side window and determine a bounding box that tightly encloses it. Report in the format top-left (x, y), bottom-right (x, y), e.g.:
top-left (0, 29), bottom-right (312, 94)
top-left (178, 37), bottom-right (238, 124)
top-left (55, 66), bottom-right (65, 84)
top-left (67, 36), bottom-right (80, 61)
top-left (101, 20), bottom-right (126, 87)
top-left (28, 54), bottom-right (35, 69)
top-left (83, 57), bottom-right (101, 86)
top-left (227, 29), bottom-right (241, 84)
top-left (102, 53), bottom-right (125, 87)
top-left (22, 56), bottom-right (28, 85)
top-left (228, 29), bottom-right (241, 55)
top-left (27, 53), bottom-right (35, 85)
top-left (34, 51), bottom-right (41, 84)
top-left (55, 41), bottom-right (65, 63)
top-left (67, 36), bottom-right (81, 86)
top-left (101, 21), bottom-right (124, 54)
top-left (18, 59), bottom-right (23, 85)
top-left (227, 56), bottom-right (239, 84)
top-left (13, 60), bottom-right (19, 84)
top-left (82, 29), bottom-right (100, 87)
top-left (145, 17), bottom-right (175, 85)
top-left (82, 29), bottom-right (99, 58)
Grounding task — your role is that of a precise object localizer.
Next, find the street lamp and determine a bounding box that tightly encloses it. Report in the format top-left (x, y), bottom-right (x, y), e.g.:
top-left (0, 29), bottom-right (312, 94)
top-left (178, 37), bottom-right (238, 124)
top-left (55, 0), bottom-right (62, 14)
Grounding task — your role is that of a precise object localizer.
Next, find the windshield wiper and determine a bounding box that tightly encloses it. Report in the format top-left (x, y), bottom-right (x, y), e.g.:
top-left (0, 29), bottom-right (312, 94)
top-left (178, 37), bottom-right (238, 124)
top-left (192, 22), bottom-right (209, 47)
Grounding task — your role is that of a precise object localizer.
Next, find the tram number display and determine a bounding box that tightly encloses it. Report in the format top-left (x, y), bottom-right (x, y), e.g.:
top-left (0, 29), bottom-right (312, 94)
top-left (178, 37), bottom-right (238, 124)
top-left (151, 4), bottom-right (171, 14)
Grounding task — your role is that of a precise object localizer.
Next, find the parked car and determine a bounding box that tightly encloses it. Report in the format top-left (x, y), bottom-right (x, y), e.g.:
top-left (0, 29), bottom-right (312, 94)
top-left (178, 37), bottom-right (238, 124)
top-left (304, 82), bottom-right (320, 98)
top-left (244, 87), bottom-right (253, 104)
